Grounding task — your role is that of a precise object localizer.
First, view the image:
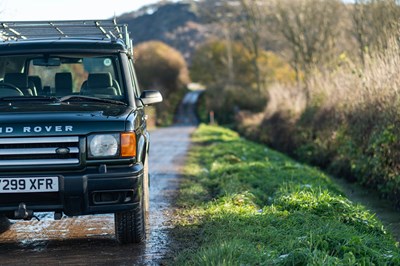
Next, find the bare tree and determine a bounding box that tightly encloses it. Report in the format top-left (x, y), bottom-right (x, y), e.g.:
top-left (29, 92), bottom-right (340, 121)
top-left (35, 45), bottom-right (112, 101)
top-left (271, 0), bottom-right (344, 86)
top-left (197, 0), bottom-right (273, 92)
top-left (352, 1), bottom-right (371, 65)
top-left (237, 0), bottom-right (269, 93)
top-left (352, 0), bottom-right (400, 64)
top-left (196, 0), bottom-right (239, 87)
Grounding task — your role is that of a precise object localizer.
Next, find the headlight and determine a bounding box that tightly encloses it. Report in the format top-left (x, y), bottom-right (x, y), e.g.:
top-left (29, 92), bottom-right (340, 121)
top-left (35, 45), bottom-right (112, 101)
top-left (88, 134), bottom-right (119, 158)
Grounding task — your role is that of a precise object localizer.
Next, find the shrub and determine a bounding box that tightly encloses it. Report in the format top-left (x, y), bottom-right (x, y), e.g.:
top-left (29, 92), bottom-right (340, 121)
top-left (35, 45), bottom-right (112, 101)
top-left (135, 41), bottom-right (190, 125)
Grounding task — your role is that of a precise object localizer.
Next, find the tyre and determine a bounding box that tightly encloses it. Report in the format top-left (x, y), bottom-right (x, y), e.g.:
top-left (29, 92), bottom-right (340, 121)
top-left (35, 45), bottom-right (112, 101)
top-left (114, 205), bottom-right (144, 244)
top-left (114, 159), bottom-right (149, 244)
top-left (0, 215), bottom-right (10, 234)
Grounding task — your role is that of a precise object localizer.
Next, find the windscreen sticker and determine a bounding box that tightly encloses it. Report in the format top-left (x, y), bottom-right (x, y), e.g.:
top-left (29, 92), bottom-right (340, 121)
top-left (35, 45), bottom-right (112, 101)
top-left (103, 58), bottom-right (112, 67)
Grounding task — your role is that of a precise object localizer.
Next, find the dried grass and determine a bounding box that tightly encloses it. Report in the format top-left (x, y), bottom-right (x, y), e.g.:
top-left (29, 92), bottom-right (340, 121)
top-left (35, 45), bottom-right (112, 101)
top-left (264, 83), bottom-right (307, 122)
top-left (307, 39), bottom-right (400, 120)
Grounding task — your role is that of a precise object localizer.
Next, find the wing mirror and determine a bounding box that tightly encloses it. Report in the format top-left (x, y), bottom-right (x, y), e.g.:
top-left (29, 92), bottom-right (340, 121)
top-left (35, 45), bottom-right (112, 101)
top-left (139, 90), bottom-right (163, 106)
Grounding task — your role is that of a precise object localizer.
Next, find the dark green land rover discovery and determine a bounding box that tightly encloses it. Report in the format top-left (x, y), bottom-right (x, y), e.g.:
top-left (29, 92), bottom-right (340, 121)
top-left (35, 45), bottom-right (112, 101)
top-left (0, 20), bottom-right (162, 244)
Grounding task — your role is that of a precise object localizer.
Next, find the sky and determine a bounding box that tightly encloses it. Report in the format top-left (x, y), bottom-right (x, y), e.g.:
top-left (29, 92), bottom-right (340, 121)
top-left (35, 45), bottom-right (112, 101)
top-left (0, 0), bottom-right (166, 21)
top-left (0, 0), bottom-right (356, 21)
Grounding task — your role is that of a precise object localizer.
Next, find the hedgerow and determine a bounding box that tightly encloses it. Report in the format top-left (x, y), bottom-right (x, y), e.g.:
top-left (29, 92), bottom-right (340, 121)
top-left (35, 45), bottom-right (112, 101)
top-left (238, 42), bottom-right (400, 208)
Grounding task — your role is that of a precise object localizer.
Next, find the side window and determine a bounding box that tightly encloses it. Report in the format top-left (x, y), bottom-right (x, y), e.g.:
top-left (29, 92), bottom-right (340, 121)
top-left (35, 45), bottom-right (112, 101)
top-left (128, 60), bottom-right (141, 97)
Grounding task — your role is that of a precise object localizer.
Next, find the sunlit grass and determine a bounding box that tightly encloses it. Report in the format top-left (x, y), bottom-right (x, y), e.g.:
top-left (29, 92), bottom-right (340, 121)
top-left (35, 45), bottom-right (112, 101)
top-left (171, 125), bottom-right (400, 265)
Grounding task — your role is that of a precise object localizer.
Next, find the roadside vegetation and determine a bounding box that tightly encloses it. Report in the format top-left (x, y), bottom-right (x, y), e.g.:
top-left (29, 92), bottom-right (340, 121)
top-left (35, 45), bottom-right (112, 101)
top-left (190, 0), bottom-right (400, 208)
top-left (170, 125), bottom-right (399, 265)
top-left (244, 41), bottom-right (400, 208)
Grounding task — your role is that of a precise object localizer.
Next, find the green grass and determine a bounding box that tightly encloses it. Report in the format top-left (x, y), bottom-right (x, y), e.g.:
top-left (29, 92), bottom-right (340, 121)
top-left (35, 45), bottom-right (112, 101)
top-left (170, 124), bottom-right (400, 265)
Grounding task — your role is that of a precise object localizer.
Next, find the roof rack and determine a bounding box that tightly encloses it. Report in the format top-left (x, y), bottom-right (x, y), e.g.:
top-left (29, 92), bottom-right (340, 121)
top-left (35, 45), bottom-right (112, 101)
top-left (0, 19), bottom-right (133, 51)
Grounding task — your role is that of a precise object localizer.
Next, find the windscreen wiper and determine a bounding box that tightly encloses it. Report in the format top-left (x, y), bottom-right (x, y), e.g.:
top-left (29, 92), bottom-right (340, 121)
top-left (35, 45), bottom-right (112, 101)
top-left (59, 95), bottom-right (127, 105)
top-left (0, 96), bottom-right (60, 102)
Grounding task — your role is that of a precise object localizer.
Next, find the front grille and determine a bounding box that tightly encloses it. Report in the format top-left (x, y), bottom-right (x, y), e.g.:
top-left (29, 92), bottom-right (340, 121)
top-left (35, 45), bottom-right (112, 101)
top-left (0, 136), bottom-right (80, 166)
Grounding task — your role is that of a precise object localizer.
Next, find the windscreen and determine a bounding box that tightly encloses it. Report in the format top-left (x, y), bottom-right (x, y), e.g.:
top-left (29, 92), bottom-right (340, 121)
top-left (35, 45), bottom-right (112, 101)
top-left (0, 54), bottom-right (125, 101)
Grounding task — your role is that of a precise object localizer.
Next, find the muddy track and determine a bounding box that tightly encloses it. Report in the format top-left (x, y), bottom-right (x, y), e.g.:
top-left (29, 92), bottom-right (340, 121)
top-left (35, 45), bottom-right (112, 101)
top-left (0, 92), bottom-right (199, 265)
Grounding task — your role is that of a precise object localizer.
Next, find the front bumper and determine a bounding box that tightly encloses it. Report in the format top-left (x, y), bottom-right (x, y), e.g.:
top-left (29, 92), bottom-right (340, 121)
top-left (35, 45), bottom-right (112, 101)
top-left (0, 163), bottom-right (144, 217)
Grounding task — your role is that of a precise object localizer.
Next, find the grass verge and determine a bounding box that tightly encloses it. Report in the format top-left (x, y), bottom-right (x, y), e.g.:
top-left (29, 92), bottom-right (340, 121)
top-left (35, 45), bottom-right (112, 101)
top-left (169, 124), bottom-right (399, 265)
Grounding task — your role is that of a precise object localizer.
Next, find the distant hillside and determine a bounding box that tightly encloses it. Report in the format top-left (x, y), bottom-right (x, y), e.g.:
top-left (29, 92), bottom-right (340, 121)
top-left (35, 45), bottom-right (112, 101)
top-left (118, 2), bottom-right (210, 61)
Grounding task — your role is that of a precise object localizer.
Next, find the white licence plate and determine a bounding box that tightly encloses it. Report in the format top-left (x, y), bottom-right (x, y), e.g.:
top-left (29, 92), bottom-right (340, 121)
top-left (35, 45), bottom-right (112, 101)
top-left (0, 177), bottom-right (59, 193)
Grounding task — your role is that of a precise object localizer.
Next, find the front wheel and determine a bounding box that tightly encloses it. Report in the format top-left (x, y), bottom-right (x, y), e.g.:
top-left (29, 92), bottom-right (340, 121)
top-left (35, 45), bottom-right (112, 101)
top-left (114, 159), bottom-right (149, 244)
top-left (114, 203), bottom-right (145, 244)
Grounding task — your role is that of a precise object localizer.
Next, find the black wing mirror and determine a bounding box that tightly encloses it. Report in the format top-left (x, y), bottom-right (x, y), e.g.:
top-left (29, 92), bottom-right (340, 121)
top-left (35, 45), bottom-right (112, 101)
top-left (139, 90), bottom-right (163, 106)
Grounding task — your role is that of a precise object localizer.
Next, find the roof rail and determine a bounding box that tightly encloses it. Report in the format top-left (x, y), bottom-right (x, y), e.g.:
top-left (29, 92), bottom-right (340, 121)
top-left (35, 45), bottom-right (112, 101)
top-left (0, 19), bottom-right (132, 51)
